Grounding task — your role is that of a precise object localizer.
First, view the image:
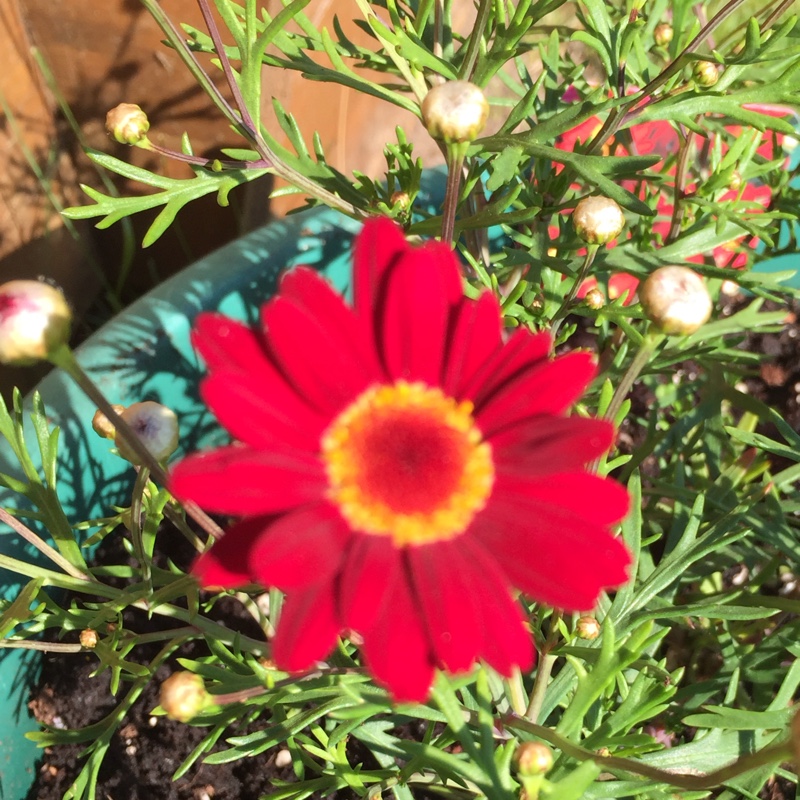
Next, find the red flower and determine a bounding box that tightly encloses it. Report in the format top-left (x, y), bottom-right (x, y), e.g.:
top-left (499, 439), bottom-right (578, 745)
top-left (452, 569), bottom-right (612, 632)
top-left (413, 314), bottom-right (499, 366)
top-left (170, 219), bottom-right (631, 702)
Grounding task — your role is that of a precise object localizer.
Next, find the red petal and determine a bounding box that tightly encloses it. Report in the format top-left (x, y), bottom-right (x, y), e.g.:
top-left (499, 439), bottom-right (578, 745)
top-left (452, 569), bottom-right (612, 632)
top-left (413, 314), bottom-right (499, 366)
top-left (361, 564), bottom-right (436, 702)
top-left (460, 327), bottom-right (551, 404)
top-left (353, 217), bottom-right (408, 323)
top-left (169, 444), bottom-right (325, 515)
top-left (248, 503), bottom-right (351, 590)
top-left (338, 535), bottom-right (401, 634)
top-left (380, 247), bottom-right (454, 383)
top-left (475, 351), bottom-right (597, 437)
top-left (490, 417), bottom-right (615, 474)
top-left (272, 581), bottom-right (341, 672)
top-left (472, 500), bottom-right (632, 611)
top-left (261, 293), bottom-right (377, 415)
top-left (191, 515), bottom-right (272, 589)
top-left (201, 368), bottom-right (326, 452)
top-left (441, 292), bottom-right (503, 396)
top-left (494, 472), bottom-right (630, 526)
top-left (192, 313), bottom-right (268, 373)
top-left (418, 240), bottom-right (465, 306)
top-left (458, 537), bottom-right (534, 676)
top-left (408, 542), bottom-right (485, 673)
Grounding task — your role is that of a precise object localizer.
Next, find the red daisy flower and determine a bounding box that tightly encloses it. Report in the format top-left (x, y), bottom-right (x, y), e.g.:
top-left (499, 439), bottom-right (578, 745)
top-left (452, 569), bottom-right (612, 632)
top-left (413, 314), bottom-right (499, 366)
top-left (169, 218), bottom-right (632, 702)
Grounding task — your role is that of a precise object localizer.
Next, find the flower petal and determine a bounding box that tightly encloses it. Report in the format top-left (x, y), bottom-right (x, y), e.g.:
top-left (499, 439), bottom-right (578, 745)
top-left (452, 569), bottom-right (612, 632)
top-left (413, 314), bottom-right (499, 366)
top-left (472, 499), bottom-right (631, 611)
top-left (201, 368), bottom-right (327, 451)
top-left (248, 503), bottom-right (352, 590)
top-left (475, 351), bottom-right (597, 437)
top-left (169, 444), bottom-right (325, 515)
top-left (495, 472), bottom-right (629, 526)
top-left (338, 534), bottom-right (401, 635)
top-left (361, 562), bottom-right (436, 701)
top-left (192, 313), bottom-right (269, 373)
top-left (490, 417), bottom-right (615, 474)
top-left (272, 580), bottom-right (341, 672)
top-left (192, 515), bottom-right (272, 589)
top-left (441, 292), bottom-right (503, 396)
top-left (380, 247), bottom-right (456, 383)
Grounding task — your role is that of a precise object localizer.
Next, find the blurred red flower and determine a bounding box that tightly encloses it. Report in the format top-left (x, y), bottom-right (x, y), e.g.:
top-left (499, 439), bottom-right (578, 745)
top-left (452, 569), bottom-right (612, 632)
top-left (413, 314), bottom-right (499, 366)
top-left (170, 218), bottom-right (631, 701)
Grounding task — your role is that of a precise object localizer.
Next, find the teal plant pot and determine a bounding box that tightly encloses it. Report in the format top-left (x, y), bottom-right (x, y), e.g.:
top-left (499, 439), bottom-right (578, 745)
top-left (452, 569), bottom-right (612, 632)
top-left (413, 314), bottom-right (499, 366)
top-left (0, 202), bottom-right (374, 800)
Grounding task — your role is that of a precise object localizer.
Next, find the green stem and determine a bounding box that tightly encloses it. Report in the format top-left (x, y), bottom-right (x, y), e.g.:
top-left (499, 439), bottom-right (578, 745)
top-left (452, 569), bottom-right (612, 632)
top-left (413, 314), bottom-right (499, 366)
top-left (47, 344), bottom-right (223, 542)
top-left (130, 467), bottom-right (152, 586)
top-left (442, 143), bottom-right (467, 247)
top-left (550, 245), bottom-right (600, 342)
top-left (458, 0), bottom-right (492, 81)
top-left (506, 667), bottom-right (529, 716)
top-left (525, 610), bottom-right (563, 722)
top-left (604, 331), bottom-right (663, 425)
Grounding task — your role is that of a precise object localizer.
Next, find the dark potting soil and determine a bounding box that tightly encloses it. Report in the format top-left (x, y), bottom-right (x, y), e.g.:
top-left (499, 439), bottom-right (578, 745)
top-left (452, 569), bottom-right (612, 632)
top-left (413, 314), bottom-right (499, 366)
top-left (26, 297), bottom-right (800, 800)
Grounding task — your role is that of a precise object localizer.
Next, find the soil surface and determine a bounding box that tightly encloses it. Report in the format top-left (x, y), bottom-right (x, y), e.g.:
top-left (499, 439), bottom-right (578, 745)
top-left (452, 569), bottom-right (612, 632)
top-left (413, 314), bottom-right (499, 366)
top-left (26, 298), bottom-right (800, 800)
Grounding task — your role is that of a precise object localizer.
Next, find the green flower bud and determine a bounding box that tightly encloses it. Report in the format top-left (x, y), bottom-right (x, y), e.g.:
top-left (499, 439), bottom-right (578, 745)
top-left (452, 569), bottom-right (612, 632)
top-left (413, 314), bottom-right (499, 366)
top-left (654, 23), bottom-right (673, 47)
top-left (576, 616), bottom-right (601, 640)
top-left (159, 672), bottom-right (210, 723)
top-left (572, 196), bottom-right (626, 245)
top-left (639, 266), bottom-right (712, 335)
top-left (106, 103), bottom-right (150, 145)
top-left (0, 280), bottom-right (72, 365)
top-left (421, 81), bottom-right (489, 144)
top-left (693, 61), bottom-right (719, 87)
top-left (114, 401), bottom-right (179, 464)
top-left (513, 742), bottom-right (554, 776)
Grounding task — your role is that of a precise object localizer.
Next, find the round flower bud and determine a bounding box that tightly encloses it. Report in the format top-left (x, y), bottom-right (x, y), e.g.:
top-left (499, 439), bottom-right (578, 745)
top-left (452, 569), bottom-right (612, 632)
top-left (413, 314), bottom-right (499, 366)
top-left (572, 196), bottom-right (626, 245)
top-left (114, 401), bottom-right (179, 464)
top-left (79, 629), bottom-right (99, 649)
top-left (106, 103), bottom-right (150, 145)
top-left (654, 23), bottom-right (674, 47)
top-left (639, 266), bottom-right (712, 335)
top-left (693, 61), bottom-right (719, 87)
top-left (576, 616), bottom-right (601, 640)
top-left (513, 742), bottom-right (554, 776)
top-left (728, 170), bottom-right (743, 193)
top-left (390, 190), bottom-right (411, 211)
top-left (159, 672), bottom-right (210, 722)
top-left (0, 280), bottom-right (72, 365)
top-left (92, 405), bottom-right (126, 440)
top-left (421, 81), bottom-right (489, 144)
top-left (584, 287), bottom-right (606, 310)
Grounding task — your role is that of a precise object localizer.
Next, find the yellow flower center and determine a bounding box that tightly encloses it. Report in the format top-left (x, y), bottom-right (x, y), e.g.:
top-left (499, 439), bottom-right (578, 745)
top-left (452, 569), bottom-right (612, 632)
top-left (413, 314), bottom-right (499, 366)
top-left (321, 381), bottom-right (494, 547)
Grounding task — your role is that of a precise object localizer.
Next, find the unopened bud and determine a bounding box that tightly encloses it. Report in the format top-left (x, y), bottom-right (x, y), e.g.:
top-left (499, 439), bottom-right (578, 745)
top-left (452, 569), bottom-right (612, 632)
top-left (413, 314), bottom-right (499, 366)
top-left (576, 616), bottom-right (601, 640)
top-left (584, 287), bottom-right (606, 309)
top-left (421, 81), bottom-right (489, 144)
top-left (639, 266), bottom-right (712, 335)
top-left (114, 401), bottom-right (179, 464)
top-left (390, 191), bottom-right (411, 211)
top-left (573, 196), bottom-right (626, 244)
top-left (513, 742), bottom-right (553, 776)
top-left (693, 61), bottom-right (719, 87)
top-left (0, 280), bottom-right (72, 365)
top-left (654, 23), bottom-right (673, 47)
top-left (159, 672), bottom-right (209, 722)
top-left (79, 629), bottom-right (99, 649)
top-left (728, 170), bottom-right (743, 193)
top-left (106, 103), bottom-right (150, 145)
top-left (92, 405), bottom-right (126, 440)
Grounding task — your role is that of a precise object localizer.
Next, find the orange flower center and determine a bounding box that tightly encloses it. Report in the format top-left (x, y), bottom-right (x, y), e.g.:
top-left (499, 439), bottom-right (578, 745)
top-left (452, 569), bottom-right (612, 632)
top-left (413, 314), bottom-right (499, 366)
top-left (321, 381), bottom-right (494, 547)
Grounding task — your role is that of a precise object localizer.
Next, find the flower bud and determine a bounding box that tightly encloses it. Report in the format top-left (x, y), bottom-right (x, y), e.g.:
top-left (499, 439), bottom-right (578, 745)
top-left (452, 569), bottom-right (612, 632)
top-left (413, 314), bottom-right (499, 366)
top-left (639, 266), bottom-right (712, 335)
top-left (159, 672), bottom-right (210, 723)
top-left (114, 401), bottom-right (179, 464)
top-left (513, 742), bottom-right (553, 776)
top-left (421, 81), bottom-right (489, 144)
top-left (576, 616), bottom-right (601, 640)
top-left (79, 629), bottom-right (98, 649)
top-left (584, 287), bottom-right (606, 309)
top-left (728, 170), bottom-right (743, 193)
top-left (572, 196), bottom-right (626, 245)
top-left (92, 405), bottom-right (126, 440)
top-left (654, 23), bottom-right (674, 47)
top-left (0, 280), bottom-right (72, 365)
top-left (106, 103), bottom-right (150, 145)
top-left (693, 61), bottom-right (719, 87)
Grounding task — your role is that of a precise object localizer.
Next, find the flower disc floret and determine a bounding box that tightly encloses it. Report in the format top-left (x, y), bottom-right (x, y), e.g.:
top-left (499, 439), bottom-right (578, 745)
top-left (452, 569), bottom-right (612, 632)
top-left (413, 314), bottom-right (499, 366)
top-left (322, 381), bottom-right (494, 546)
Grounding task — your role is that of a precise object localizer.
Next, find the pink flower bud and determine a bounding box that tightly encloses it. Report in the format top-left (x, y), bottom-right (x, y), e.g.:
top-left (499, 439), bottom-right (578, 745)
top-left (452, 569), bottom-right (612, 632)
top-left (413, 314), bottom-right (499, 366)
top-left (0, 280), bottom-right (72, 365)
top-left (114, 401), bottom-right (179, 464)
top-left (421, 81), bottom-right (489, 144)
top-left (576, 615), bottom-right (601, 640)
top-left (513, 742), bottom-right (554, 776)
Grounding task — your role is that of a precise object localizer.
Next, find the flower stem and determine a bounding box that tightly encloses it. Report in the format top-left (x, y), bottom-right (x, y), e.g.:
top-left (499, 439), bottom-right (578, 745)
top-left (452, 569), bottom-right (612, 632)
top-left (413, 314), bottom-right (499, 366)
top-left (442, 144), bottom-right (467, 247)
top-left (525, 610), bottom-right (563, 722)
top-left (550, 244), bottom-right (600, 342)
top-left (130, 467), bottom-right (152, 586)
top-left (604, 331), bottom-right (664, 425)
top-left (47, 344), bottom-right (223, 542)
